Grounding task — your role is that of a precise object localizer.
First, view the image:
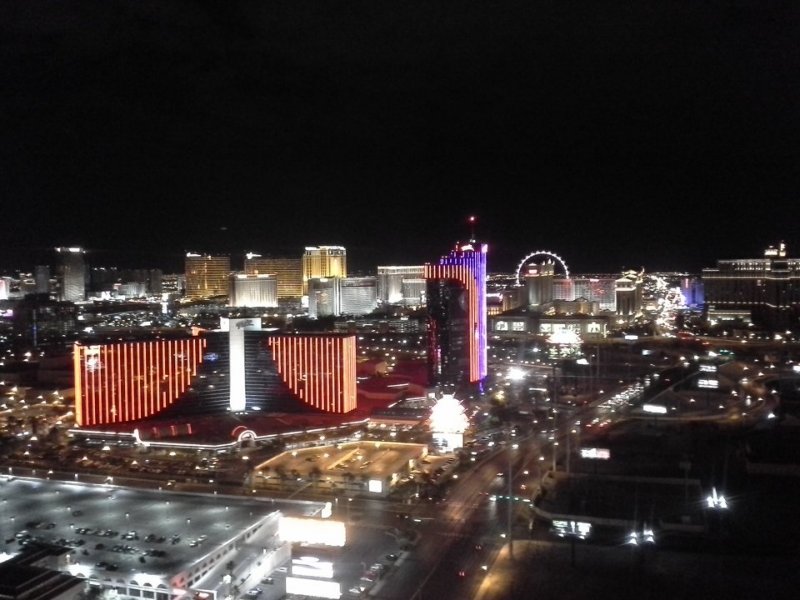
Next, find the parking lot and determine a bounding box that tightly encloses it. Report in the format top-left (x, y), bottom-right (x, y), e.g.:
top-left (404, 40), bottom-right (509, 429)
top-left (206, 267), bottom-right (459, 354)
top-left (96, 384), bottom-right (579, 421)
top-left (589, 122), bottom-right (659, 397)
top-left (0, 476), bottom-right (327, 597)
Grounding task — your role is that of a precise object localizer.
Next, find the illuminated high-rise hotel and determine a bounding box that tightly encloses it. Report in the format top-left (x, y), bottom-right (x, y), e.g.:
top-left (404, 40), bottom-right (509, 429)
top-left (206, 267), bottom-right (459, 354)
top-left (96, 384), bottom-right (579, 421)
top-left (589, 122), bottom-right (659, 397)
top-left (244, 252), bottom-right (303, 299)
top-left (308, 276), bottom-right (378, 318)
top-left (702, 242), bottom-right (800, 329)
top-left (55, 247), bottom-right (86, 302)
top-left (308, 277), bottom-right (341, 318)
top-left (425, 241), bottom-right (488, 387)
top-left (73, 318), bottom-right (358, 427)
top-left (377, 265), bottom-right (425, 306)
top-left (302, 246), bottom-right (346, 295)
top-left (615, 270), bottom-right (644, 318)
top-left (229, 273), bottom-right (278, 307)
top-left (184, 253), bottom-right (231, 299)
top-left (340, 276), bottom-right (377, 315)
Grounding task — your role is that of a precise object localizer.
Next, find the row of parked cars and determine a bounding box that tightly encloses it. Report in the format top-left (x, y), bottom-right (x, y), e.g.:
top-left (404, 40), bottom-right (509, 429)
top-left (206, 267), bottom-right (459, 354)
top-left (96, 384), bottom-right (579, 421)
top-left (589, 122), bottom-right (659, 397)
top-left (348, 552), bottom-right (400, 595)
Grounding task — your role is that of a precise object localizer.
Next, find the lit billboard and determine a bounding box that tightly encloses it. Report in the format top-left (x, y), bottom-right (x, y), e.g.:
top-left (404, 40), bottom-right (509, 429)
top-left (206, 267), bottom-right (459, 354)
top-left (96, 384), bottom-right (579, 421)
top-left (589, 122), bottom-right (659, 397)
top-left (286, 576), bottom-right (341, 599)
top-left (278, 517), bottom-right (346, 547)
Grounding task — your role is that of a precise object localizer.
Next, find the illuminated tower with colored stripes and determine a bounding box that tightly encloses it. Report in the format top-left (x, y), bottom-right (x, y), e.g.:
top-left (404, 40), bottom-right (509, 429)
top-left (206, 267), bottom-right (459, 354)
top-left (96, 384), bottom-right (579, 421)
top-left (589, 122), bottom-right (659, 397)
top-left (425, 237), bottom-right (488, 389)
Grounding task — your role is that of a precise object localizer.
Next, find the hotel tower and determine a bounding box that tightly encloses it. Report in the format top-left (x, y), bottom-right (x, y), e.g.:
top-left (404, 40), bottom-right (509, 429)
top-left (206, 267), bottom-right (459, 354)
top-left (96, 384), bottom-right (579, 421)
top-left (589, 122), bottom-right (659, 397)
top-left (425, 241), bottom-right (488, 388)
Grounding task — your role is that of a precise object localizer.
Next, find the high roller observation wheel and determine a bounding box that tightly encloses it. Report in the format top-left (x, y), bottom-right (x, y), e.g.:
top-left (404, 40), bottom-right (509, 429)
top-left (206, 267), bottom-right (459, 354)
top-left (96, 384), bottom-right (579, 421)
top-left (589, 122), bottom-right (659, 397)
top-left (515, 250), bottom-right (571, 286)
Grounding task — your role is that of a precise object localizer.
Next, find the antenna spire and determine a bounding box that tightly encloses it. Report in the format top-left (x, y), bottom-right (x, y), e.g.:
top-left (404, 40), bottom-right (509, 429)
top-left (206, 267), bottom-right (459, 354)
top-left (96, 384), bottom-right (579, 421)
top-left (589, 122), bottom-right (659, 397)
top-left (468, 215), bottom-right (477, 243)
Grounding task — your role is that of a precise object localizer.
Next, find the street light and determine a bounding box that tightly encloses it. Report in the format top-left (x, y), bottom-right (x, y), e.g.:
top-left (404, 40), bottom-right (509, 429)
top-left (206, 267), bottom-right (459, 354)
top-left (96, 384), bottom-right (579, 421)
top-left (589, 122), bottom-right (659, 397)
top-left (706, 487), bottom-right (728, 509)
top-left (627, 527), bottom-right (655, 546)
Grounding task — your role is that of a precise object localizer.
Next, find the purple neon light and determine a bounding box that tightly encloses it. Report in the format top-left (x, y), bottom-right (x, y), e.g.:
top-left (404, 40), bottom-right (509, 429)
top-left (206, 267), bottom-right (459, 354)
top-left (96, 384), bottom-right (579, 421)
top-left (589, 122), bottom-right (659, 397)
top-left (429, 242), bottom-right (488, 382)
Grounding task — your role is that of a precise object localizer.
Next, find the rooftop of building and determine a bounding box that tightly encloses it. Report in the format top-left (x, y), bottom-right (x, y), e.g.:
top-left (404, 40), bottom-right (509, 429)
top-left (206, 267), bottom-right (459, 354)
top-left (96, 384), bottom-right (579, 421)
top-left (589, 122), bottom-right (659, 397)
top-left (0, 478), bottom-right (326, 594)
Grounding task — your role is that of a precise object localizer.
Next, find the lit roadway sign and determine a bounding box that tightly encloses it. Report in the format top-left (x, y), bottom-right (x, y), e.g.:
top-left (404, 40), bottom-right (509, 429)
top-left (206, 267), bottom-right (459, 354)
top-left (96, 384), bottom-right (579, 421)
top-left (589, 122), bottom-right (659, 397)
top-left (580, 447), bottom-right (610, 460)
top-left (552, 520), bottom-right (592, 539)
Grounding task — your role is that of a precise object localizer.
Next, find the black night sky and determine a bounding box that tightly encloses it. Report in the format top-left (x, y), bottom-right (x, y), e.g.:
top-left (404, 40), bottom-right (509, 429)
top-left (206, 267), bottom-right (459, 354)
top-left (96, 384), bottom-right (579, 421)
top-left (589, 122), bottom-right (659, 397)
top-left (2, 1), bottom-right (799, 274)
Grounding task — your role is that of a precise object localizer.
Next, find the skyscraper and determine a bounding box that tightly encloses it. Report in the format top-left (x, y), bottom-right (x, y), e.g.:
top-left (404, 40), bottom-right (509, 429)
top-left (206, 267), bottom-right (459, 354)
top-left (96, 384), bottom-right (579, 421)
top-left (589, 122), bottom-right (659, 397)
top-left (377, 265), bottom-right (425, 305)
top-left (55, 247), bottom-right (86, 302)
top-left (302, 246), bottom-right (346, 296)
top-left (340, 276), bottom-right (378, 315)
top-left (14, 294), bottom-right (78, 350)
top-left (425, 241), bottom-right (488, 388)
top-left (308, 277), bottom-right (341, 318)
top-left (615, 270), bottom-right (644, 318)
top-left (523, 262), bottom-right (554, 306)
top-left (244, 252), bottom-right (303, 299)
top-left (184, 253), bottom-right (231, 299)
top-left (229, 273), bottom-right (278, 307)
top-left (161, 273), bottom-right (185, 297)
top-left (702, 243), bottom-right (800, 329)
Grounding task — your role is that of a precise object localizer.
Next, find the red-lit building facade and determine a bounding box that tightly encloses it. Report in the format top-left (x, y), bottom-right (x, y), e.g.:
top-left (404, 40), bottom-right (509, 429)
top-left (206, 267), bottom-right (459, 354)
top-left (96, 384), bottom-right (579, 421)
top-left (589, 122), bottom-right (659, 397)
top-left (267, 335), bottom-right (357, 413)
top-left (425, 242), bottom-right (488, 388)
top-left (74, 337), bottom-right (206, 427)
top-left (74, 327), bottom-right (358, 427)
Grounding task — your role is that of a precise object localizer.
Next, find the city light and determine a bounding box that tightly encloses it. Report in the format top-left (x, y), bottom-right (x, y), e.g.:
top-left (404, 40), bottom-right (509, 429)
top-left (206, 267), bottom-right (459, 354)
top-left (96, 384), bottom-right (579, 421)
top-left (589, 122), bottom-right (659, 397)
top-left (506, 367), bottom-right (525, 381)
top-left (429, 394), bottom-right (469, 434)
top-left (706, 487), bottom-right (728, 509)
top-left (552, 520), bottom-right (592, 540)
top-left (628, 526), bottom-right (656, 545)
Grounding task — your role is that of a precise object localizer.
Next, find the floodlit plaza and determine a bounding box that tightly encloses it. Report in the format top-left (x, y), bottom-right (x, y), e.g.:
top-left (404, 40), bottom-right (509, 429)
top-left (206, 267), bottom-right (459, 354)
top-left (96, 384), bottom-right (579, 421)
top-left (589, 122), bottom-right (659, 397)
top-left (253, 441), bottom-right (432, 496)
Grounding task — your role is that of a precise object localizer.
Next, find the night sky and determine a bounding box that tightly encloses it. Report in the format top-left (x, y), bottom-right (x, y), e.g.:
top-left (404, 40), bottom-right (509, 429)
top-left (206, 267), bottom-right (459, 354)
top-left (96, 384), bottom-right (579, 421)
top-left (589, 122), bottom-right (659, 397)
top-left (2, 1), bottom-right (799, 274)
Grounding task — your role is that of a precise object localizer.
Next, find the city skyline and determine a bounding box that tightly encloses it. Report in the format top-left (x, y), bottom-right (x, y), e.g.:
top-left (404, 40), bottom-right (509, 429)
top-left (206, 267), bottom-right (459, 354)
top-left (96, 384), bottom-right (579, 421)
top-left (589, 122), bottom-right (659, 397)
top-left (0, 234), bottom-right (792, 279)
top-left (3, 4), bottom-right (800, 597)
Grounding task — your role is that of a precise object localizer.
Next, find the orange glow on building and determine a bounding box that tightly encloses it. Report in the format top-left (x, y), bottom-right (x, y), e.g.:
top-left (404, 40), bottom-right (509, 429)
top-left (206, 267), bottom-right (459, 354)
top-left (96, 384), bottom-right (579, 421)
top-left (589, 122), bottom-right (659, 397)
top-left (74, 330), bottom-right (358, 427)
top-left (267, 335), bottom-right (357, 413)
top-left (73, 338), bottom-right (206, 427)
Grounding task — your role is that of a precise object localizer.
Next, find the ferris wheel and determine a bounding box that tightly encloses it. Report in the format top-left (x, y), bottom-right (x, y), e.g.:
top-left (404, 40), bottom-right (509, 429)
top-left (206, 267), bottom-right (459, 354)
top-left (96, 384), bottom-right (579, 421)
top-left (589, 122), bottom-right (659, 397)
top-left (515, 250), bottom-right (571, 285)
